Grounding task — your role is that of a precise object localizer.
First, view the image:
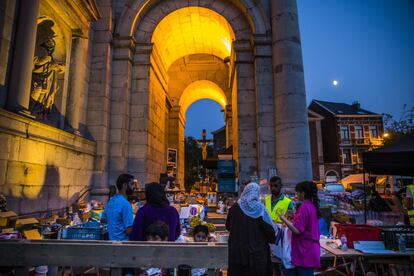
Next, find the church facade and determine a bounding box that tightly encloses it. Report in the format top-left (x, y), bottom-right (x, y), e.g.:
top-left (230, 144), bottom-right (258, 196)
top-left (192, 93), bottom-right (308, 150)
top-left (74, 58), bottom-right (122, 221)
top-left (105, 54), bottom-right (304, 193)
top-left (0, 0), bottom-right (312, 214)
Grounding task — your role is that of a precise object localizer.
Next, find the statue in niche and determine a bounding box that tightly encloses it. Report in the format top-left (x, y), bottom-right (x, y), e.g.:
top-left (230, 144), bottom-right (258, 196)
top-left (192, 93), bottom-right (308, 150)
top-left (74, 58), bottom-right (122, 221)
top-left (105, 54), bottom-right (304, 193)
top-left (30, 20), bottom-right (65, 118)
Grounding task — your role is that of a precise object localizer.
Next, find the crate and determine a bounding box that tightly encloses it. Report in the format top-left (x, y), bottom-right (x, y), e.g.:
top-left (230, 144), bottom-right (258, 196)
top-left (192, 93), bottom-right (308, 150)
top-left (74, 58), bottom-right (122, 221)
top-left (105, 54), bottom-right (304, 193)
top-left (336, 224), bottom-right (382, 248)
top-left (64, 221), bottom-right (106, 240)
top-left (218, 178), bottom-right (236, 193)
top-left (381, 226), bottom-right (414, 250)
top-left (217, 160), bottom-right (235, 176)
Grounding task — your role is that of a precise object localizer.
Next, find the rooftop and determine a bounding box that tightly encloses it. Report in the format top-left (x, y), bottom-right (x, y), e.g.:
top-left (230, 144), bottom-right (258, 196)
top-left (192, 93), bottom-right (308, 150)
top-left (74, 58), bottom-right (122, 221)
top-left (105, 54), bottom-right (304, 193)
top-left (310, 100), bottom-right (380, 116)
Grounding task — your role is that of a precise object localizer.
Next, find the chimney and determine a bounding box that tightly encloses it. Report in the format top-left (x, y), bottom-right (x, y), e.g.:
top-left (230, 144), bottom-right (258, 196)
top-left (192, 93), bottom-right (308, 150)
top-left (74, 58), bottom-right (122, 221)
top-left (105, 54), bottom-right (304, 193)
top-left (352, 101), bottom-right (360, 111)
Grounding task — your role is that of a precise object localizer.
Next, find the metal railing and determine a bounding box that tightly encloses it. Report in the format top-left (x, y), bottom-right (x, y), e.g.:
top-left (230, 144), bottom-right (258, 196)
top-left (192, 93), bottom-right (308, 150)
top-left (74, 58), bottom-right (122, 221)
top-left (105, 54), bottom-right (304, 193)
top-left (0, 240), bottom-right (227, 276)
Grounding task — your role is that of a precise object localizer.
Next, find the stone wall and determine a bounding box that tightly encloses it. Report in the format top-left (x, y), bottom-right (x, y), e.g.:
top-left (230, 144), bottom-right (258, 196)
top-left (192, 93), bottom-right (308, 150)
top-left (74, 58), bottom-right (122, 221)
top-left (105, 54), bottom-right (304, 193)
top-left (146, 51), bottom-right (168, 183)
top-left (0, 0), bottom-right (16, 106)
top-left (0, 109), bottom-right (95, 214)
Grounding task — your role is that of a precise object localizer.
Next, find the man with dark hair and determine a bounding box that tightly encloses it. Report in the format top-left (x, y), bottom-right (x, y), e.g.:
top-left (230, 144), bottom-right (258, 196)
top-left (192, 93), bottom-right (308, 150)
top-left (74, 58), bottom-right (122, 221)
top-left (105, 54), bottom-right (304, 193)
top-left (266, 176), bottom-right (295, 276)
top-left (265, 176), bottom-right (294, 223)
top-left (101, 173), bottom-right (135, 241)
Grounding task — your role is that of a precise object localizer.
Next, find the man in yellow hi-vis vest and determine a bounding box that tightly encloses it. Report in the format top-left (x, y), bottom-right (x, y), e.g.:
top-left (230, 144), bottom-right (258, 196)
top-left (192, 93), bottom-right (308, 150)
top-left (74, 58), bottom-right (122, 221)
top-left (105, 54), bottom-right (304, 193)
top-left (265, 176), bottom-right (294, 223)
top-left (406, 184), bottom-right (414, 225)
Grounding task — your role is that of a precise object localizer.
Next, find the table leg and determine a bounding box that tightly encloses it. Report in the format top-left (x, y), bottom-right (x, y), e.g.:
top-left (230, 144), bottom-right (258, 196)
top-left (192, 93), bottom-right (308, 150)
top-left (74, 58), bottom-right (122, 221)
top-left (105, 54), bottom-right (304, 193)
top-left (358, 257), bottom-right (366, 276)
top-left (342, 257), bottom-right (350, 275)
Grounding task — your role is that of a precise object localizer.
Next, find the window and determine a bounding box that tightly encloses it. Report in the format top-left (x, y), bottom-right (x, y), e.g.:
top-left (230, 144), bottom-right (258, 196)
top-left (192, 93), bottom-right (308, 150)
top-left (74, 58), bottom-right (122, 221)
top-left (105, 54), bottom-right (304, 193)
top-left (355, 126), bottom-right (363, 139)
top-left (343, 149), bottom-right (352, 164)
top-left (369, 126), bottom-right (378, 138)
top-left (340, 126), bottom-right (349, 140)
top-left (357, 149), bottom-right (366, 163)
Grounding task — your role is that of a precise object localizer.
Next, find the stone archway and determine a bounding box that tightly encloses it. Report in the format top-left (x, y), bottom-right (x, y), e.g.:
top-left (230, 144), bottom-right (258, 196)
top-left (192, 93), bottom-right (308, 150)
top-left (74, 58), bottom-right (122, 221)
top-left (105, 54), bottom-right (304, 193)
top-left (130, 3), bottom-right (255, 187)
top-left (109, 0), bottom-right (271, 188)
top-left (104, 0), bottom-right (311, 189)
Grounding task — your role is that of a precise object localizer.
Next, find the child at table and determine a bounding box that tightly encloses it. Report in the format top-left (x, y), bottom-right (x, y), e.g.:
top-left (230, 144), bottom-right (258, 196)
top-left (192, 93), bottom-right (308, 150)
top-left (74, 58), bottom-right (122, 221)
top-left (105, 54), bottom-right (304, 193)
top-left (139, 221), bottom-right (170, 276)
top-left (190, 224), bottom-right (211, 276)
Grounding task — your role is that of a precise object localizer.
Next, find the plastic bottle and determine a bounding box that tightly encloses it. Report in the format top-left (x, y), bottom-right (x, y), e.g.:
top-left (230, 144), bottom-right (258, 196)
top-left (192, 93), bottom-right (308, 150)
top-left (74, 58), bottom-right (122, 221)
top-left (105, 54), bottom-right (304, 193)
top-left (72, 213), bottom-right (81, 225)
top-left (399, 234), bottom-right (406, 252)
top-left (341, 234), bottom-right (348, 252)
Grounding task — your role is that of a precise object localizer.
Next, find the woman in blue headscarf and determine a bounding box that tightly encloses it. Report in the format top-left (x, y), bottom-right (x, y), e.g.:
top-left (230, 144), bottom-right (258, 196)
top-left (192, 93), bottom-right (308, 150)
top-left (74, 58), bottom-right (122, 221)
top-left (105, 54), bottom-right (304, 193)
top-left (225, 182), bottom-right (276, 276)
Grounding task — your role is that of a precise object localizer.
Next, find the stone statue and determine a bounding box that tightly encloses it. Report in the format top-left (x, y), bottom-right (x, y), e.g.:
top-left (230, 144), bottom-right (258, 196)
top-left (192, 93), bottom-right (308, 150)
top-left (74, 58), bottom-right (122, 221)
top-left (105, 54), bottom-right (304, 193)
top-left (196, 129), bottom-right (212, 160)
top-left (30, 20), bottom-right (65, 116)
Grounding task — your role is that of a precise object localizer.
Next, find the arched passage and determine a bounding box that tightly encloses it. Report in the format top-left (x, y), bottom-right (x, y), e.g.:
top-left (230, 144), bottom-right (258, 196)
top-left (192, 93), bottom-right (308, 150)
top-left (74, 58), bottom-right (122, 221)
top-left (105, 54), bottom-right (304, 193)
top-left (113, 0), bottom-right (272, 188)
top-left (179, 80), bottom-right (227, 115)
top-left (146, 6), bottom-right (237, 188)
top-left (151, 7), bottom-right (235, 71)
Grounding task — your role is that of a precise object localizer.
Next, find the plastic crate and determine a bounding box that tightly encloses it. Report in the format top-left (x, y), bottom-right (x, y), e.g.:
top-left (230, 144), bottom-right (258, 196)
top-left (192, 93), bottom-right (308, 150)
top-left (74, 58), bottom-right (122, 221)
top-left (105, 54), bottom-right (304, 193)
top-left (336, 224), bottom-right (382, 248)
top-left (381, 226), bottom-right (414, 250)
top-left (63, 221), bottom-right (106, 240)
top-left (218, 178), bottom-right (236, 192)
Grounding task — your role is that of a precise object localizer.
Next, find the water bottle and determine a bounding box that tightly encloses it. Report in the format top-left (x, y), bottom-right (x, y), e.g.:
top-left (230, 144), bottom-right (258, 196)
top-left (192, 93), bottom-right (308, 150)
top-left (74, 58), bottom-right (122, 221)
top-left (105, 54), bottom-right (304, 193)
top-left (399, 234), bottom-right (406, 252)
top-left (72, 213), bottom-right (81, 225)
top-left (341, 234), bottom-right (348, 252)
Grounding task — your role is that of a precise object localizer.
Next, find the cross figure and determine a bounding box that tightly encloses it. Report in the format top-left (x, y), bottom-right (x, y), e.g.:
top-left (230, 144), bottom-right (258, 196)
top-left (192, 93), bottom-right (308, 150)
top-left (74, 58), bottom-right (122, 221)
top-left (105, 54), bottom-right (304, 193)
top-left (196, 129), bottom-right (213, 160)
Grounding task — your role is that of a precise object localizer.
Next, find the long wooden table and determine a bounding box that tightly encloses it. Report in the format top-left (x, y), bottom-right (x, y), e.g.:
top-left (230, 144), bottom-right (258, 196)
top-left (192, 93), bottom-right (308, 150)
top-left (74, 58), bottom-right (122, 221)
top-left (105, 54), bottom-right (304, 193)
top-left (0, 239), bottom-right (228, 276)
top-left (320, 239), bottom-right (414, 275)
top-left (320, 239), bottom-right (366, 275)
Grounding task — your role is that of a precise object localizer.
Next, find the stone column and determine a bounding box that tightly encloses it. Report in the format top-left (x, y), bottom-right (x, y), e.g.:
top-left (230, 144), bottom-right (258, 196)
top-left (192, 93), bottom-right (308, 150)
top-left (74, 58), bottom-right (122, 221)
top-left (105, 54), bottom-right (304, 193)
top-left (234, 40), bottom-right (258, 182)
top-left (254, 35), bottom-right (276, 179)
top-left (224, 104), bottom-right (233, 148)
top-left (6, 0), bottom-right (39, 116)
top-left (87, 3), bottom-right (113, 199)
top-left (66, 31), bottom-right (88, 135)
top-left (128, 43), bottom-right (152, 186)
top-left (109, 37), bottom-right (133, 185)
top-left (271, 0), bottom-right (312, 187)
top-left (168, 106), bottom-right (186, 189)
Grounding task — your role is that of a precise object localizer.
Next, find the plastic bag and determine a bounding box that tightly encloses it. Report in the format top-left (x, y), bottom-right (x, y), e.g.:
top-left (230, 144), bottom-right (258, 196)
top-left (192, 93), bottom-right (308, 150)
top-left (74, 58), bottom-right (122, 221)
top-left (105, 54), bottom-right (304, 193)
top-left (271, 224), bottom-right (294, 269)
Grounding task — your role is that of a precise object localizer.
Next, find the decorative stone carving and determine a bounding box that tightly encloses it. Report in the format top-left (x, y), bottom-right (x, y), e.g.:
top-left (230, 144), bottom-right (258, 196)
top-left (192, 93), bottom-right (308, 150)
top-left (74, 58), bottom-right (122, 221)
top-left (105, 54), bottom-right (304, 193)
top-left (30, 20), bottom-right (65, 116)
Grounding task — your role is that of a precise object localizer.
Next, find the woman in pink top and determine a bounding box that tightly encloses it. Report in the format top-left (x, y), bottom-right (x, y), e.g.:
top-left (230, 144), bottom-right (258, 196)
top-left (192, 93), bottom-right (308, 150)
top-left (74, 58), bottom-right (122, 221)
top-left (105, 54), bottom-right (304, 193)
top-left (280, 181), bottom-right (320, 276)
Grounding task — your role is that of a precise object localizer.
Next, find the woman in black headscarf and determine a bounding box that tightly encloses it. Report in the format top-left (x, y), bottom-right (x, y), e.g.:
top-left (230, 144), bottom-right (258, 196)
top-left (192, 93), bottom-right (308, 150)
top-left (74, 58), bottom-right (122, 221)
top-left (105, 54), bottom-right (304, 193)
top-left (130, 183), bottom-right (180, 241)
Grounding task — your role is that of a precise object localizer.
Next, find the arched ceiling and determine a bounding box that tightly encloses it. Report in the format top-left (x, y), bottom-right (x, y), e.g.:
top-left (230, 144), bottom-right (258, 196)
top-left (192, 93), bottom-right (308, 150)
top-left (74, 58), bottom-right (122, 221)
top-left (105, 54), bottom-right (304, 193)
top-left (179, 80), bottom-right (227, 115)
top-left (152, 7), bottom-right (235, 71)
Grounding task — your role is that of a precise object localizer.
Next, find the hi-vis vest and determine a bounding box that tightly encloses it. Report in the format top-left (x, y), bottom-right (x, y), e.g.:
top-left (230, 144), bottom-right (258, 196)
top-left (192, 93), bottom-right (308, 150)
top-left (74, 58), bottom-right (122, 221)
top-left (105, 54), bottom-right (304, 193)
top-left (265, 194), bottom-right (292, 223)
top-left (408, 185), bottom-right (414, 225)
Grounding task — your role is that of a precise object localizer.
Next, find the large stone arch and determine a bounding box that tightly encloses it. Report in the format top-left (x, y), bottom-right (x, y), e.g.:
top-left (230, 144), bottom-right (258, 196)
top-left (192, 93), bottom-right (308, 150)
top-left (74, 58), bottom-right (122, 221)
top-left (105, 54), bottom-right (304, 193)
top-left (108, 0), bottom-right (276, 187)
top-left (115, 0), bottom-right (271, 38)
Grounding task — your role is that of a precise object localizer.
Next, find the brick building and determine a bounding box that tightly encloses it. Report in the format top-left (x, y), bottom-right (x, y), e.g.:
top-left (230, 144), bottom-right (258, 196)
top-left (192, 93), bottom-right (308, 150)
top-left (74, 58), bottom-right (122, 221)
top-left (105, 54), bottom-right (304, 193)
top-left (309, 100), bottom-right (384, 181)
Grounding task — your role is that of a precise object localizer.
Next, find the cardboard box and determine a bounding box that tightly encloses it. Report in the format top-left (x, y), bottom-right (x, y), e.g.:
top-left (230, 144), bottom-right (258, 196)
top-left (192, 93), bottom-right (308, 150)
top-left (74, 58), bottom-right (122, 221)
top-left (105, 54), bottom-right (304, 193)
top-left (15, 217), bottom-right (39, 228)
top-left (0, 211), bottom-right (17, 227)
top-left (24, 229), bottom-right (42, 240)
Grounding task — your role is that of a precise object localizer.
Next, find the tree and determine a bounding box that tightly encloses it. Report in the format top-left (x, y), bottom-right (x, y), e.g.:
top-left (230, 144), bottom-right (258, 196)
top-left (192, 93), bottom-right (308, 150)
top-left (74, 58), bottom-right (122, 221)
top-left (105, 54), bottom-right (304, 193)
top-left (184, 136), bottom-right (202, 192)
top-left (184, 136), bottom-right (215, 192)
top-left (383, 104), bottom-right (414, 144)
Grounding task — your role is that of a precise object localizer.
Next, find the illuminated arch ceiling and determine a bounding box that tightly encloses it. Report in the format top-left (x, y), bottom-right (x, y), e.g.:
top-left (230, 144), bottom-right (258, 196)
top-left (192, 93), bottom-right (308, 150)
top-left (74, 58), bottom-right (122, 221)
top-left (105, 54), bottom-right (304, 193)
top-left (151, 7), bottom-right (235, 70)
top-left (179, 80), bottom-right (227, 115)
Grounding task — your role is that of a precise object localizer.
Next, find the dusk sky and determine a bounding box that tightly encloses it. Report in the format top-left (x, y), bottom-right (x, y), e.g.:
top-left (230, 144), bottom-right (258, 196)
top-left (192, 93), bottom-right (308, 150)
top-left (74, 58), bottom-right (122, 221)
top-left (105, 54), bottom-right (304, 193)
top-left (185, 0), bottom-right (414, 139)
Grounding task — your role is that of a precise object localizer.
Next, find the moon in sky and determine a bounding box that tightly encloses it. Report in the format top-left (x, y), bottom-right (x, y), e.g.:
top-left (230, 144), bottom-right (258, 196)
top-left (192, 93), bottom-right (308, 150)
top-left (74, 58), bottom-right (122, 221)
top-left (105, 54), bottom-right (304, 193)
top-left (332, 80), bottom-right (339, 86)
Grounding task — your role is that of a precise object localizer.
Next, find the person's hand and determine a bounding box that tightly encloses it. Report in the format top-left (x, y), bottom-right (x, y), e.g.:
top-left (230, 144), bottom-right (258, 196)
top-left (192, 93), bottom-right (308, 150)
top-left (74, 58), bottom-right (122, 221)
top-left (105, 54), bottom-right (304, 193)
top-left (286, 209), bottom-right (294, 220)
top-left (279, 212), bottom-right (286, 222)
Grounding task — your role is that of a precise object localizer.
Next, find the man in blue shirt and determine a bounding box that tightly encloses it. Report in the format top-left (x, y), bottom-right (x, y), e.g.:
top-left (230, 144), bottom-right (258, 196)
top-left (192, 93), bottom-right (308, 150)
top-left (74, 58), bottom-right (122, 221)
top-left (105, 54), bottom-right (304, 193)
top-left (101, 174), bottom-right (134, 241)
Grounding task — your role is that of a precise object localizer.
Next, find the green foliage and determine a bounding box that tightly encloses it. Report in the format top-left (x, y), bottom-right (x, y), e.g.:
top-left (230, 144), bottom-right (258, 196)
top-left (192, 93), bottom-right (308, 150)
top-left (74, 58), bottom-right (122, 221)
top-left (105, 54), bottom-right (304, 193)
top-left (383, 104), bottom-right (414, 144)
top-left (185, 136), bottom-right (202, 192)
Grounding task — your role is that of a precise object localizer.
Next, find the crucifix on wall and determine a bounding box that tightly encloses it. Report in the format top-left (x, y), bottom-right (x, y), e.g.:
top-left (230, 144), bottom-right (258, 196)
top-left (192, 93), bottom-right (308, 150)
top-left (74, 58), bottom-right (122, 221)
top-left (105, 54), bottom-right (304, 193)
top-left (196, 129), bottom-right (213, 160)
